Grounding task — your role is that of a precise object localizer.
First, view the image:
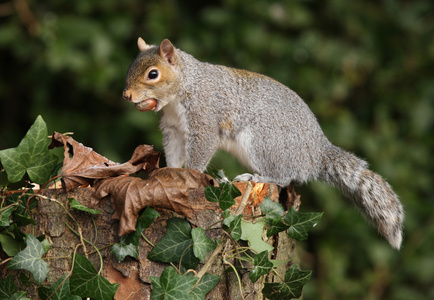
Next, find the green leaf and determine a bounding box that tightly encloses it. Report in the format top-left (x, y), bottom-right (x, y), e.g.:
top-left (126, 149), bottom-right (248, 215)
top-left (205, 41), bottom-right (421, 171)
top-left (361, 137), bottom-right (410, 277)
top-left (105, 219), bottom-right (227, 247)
top-left (0, 115), bottom-right (58, 185)
top-left (228, 214), bottom-right (242, 241)
top-left (111, 238), bottom-right (139, 262)
top-left (0, 170), bottom-right (8, 188)
top-left (188, 273), bottom-right (220, 300)
top-left (38, 274), bottom-right (81, 300)
top-left (7, 234), bottom-right (49, 285)
top-left (18, 273), bottom-right (32, 287)
top-left (260, 198), bottom-right (290, 237)
top-left (68, 198), bottom-right (101, 214)
top-left (240, 220), bottom-right (273, 253)
top-left (69, 253), bottom-right (118, 300)
top-left (112, 207), bottom-right (159, 262)
top-left (204, 182), bottom-right (240, 210)
top-left (191, 227), bottom-right (216, 261)
top-left (262, 264), bottom-right (312, 299)
top-left (266, 220), bottom-right (289, 238)
top-left (260, 197), bottom-right (285, 225)
top-left (150, 267), bottom-right (198, 300)
top-left (148, 218), bottom-right (199, 269)
top-left (227, 182), bottom-right (242, 198)
top-left (7, 192), bottom-right (38, 215)
top-left (9, 291), bottom-right (29, 300)
top-left (250, 251), bottom-right (273, 283)
top-left (0, 233), bottom-right (23, 256)
top-left (0, 276), bottom-right (17, 300)
top-left (124, 207), bottom-right (160, 246)
top-left (283, 207), bottom-right (323, 241)
top-left (204, 186), bottom-right (220, 202)
top-left (37, 236), bottom-right (50, 254)
top-left (14, 213), bottom-right (37, 227)
top-left (0, 205), bottom-right (16, 226)
top-left (8, 224), bottom-right (27, 243)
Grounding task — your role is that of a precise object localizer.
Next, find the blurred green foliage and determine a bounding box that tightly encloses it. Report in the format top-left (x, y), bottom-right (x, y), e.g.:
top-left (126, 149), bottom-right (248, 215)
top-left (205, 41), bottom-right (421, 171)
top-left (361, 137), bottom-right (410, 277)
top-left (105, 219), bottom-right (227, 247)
top-left (0, 0), bottom-right (433, 299)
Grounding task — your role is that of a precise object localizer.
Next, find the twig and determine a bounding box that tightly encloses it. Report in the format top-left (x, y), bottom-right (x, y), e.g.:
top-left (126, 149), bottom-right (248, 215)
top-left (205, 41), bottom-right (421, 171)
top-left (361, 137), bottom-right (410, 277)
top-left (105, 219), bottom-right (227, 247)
top-left (13, 0), bottom-right (39, 36)
top-left (235, 183), bottom-right (253, 215)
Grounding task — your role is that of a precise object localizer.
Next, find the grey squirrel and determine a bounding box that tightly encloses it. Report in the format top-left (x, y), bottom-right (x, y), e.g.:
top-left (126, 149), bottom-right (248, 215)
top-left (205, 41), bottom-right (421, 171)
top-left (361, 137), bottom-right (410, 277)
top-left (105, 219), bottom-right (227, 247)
top-left (123, 38), bottom-right (404, 249)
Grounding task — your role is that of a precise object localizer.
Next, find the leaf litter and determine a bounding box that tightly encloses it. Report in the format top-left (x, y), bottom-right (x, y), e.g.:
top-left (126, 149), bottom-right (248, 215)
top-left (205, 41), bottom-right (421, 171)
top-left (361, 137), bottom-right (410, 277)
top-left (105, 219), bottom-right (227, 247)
top-left (49, 132), bottom-right (219, 236)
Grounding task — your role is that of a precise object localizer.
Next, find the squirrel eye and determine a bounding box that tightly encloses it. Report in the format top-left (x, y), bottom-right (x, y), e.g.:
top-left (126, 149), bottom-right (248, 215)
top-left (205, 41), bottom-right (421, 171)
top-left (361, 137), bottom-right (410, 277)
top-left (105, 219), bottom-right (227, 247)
top-left (147, 69), bottom-right (159, 80)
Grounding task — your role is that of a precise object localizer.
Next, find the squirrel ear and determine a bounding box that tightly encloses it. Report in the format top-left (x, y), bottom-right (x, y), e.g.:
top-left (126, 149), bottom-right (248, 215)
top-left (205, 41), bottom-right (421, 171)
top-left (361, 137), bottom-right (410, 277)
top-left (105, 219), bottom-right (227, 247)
top-left (137, 37), bottom-right (150, 51)
top-left (159, 39), bottom-right (176, 65)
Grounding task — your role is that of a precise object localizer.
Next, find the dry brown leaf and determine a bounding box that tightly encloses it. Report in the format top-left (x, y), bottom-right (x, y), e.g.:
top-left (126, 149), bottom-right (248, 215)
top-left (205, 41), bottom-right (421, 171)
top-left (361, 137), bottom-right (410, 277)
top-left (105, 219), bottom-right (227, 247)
top-left (233, 181), bottom-right (280, 215)
top-left (91, 168), bottom-right (219, 236)
top-left (49, 132), bottom-right (160, 191)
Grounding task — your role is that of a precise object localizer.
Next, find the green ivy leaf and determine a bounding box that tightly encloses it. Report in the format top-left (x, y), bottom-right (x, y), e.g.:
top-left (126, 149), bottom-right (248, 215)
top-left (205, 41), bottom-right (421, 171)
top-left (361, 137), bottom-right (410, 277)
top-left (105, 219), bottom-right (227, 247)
top-left (37, 236), bottom-right (50, 254)
top-left (68, 198), bottom-right (101, 214)
top-left (111, 238), bottom-right (139, 262)
top-left (7, 192), bottom-right (38, 215)
top-left (7, 234), bottom-right (49, 285)
top-left (240, 220), bottom-right (273, 253)
top-left (0, 276), bottom-right (17, 300)
top-left (18, 273), bottom-right (32, 287)
top-left (38, 274), bottom-right (81, 300)
top-left (0, 115), bottom-right (58, 185)
top-left (283, 207), bottom-right (323, 241)
top-left (191, 228), bottom-right (216, 261)
top-left (204, 182), bottom-right (240, 210)
top-left (69, 253), bottom-right (118, 300)
top-left (262, 264), bottom-right (312, 299)
top-left (0, 233), bottom-right (23, 256)
top-left (150, 267), bottom-right (198, 300)
top-left (7, 224), bottom-right (27, 244)
top-left (266, 219), bottom-right (289, 238)
top-left (0, 205), bottom-right (15, 227)
top-left (14, 213), bottom-right (37, 227)
top-left (228, 214), bottom-right (242, 241)
top-left (148, 218), bottom-right (199, 269)
top-left (188, 273), bottom-right (220, 300)
top-left (0, 170), bottom-right (8, 188)
top-left (124, 207), bottom-right (160, 246)
top-left (112, 207), bottom-right (159, 262)
top-left (9, 291), bottom-right (29, 300)
top-left (260, 197), bottom-right (285, 225)
top-left (250, 251), bottom-right (273, 283)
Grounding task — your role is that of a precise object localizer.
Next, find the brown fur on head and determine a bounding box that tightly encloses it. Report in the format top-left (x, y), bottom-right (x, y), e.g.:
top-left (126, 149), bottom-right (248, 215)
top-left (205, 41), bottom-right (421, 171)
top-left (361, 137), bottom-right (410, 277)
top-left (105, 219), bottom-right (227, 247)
top-left (123, 39), bottom-right (180, 112)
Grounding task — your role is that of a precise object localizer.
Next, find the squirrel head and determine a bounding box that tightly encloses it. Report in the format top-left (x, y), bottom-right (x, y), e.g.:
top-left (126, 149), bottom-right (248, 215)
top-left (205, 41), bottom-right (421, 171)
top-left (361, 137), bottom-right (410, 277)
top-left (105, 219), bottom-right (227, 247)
top-left (123, 38), bottom-right (180, 112)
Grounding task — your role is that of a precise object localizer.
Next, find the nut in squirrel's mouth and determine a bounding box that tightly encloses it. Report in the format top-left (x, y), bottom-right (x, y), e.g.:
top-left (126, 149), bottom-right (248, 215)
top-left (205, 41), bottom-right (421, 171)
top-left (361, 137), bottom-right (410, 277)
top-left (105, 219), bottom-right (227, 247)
top-left (135, 99), bottom-right (158, 112)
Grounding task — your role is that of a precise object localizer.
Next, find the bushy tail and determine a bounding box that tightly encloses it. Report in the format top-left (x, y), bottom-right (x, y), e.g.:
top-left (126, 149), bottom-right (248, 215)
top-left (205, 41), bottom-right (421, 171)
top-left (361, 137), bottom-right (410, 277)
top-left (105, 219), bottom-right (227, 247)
top-left (320, 145), bottom-right (404, 249)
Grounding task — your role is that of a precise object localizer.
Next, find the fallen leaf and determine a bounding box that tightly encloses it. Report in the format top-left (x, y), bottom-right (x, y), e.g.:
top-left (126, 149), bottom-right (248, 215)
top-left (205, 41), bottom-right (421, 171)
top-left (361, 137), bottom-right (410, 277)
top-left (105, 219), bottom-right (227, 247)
top-left (91, 168), bottom-right (219, 236)
top-left (49, 132), bottom-right (160, 191)
top-left (232, 182), bottom-right (279, 215)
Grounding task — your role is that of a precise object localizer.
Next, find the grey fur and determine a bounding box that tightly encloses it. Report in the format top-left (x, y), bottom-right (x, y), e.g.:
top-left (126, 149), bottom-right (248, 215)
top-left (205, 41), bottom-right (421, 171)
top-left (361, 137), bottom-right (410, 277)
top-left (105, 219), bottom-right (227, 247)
top-left (124, 40), bottom-right (404, 249)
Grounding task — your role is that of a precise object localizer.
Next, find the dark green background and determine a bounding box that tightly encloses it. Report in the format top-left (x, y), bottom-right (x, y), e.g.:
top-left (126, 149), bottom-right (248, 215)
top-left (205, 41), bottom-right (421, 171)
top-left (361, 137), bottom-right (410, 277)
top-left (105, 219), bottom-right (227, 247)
top-left (1, 1), bottom-right (433, 299)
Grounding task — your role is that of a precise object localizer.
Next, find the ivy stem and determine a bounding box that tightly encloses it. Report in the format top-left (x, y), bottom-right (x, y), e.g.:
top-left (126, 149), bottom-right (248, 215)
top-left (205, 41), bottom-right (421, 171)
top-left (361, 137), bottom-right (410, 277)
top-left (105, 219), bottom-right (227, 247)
top-left (141, 233), bottom-right (155, 247)
top-left (224, 257), bottom-right (245, 299)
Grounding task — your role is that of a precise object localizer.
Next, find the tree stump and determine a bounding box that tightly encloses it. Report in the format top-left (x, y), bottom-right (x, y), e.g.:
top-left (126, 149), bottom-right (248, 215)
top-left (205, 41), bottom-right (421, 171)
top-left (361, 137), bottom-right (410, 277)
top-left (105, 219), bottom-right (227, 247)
top-left (3, 182), bottom-right (300, 299)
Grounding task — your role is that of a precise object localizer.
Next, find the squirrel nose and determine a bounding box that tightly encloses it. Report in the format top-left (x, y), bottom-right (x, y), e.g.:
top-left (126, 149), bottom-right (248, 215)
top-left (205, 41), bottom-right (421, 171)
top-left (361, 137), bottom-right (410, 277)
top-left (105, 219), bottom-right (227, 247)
top-left (123, 89), bottom-right (132, 102)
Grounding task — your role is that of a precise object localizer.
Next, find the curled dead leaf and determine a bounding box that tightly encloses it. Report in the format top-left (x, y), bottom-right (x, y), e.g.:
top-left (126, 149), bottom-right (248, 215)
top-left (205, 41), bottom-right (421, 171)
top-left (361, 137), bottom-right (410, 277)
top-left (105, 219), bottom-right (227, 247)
top-left (49, 132), bottom-right (160, 191)
top-left (91, 168), bottom-right (219, 236)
